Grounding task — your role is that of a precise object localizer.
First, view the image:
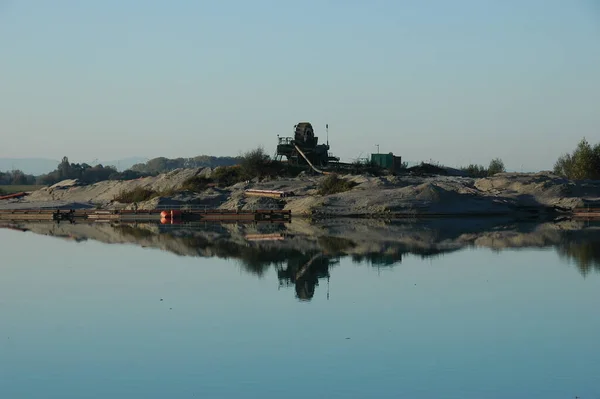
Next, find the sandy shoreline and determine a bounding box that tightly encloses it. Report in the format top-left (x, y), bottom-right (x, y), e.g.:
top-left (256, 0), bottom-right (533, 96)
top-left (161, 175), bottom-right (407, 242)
top-left (1, 168), bottom-right (599, 219)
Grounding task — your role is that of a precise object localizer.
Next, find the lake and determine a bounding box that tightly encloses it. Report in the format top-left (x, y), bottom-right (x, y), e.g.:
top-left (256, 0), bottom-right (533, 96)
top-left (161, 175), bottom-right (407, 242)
top-left (1, 219), bottom-right (599, 399)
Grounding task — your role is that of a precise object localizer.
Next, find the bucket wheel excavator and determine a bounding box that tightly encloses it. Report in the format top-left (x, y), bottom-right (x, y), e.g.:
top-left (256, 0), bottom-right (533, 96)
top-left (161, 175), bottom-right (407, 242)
top-left (275, 122), bottom-right (339, 170)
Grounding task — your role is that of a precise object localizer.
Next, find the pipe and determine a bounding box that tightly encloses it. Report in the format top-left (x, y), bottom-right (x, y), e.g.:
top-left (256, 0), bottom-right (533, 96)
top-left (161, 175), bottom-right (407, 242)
top-left (293, 144), bottom-right (330, 175)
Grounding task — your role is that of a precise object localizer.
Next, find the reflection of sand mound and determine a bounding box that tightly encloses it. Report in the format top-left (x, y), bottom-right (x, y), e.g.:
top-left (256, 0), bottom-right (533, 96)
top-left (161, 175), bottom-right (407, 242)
top-left (3, 218), bottom-right (599, 263)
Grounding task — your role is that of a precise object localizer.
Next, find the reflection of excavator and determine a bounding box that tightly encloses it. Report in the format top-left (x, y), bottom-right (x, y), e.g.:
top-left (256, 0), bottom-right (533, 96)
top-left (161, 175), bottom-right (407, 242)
top-left (275, 122), bottom-right (340, 170)
top-left (277, 253), bottom-right (337, 301)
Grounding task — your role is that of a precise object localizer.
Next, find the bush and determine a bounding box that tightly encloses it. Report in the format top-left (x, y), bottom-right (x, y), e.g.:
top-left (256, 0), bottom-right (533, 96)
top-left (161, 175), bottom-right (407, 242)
top-left (554, 138), bottom-right (600, 180)
top-left (114, 187), bottom-right (158, 203)
top-left (180, 176), bottom-right (213, 192)
top-left (459, 158), bottom-right (505, 178)
top-left (461, 164), bottom-right (488, 178)
top-left (240, 147), bottom-right (271, 179)
top-left (488, 158), bottom-right (506, 175)
top-left (317, 174), bottom-right (357, 195)
top-left (212, 166), bottom-right (244, 187)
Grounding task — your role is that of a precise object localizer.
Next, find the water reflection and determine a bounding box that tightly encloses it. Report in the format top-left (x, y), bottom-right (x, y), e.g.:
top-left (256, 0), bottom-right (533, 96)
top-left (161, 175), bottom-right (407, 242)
top-left (2, 218), bottom-right (600, 299)
top-left (277, 254), bottom-right (336, 301)
top-left (557, 236), bottom-right (600, 276)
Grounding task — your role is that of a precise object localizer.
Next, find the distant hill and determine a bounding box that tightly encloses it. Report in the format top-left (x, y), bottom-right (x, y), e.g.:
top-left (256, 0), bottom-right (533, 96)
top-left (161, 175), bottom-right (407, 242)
top-left (0, 157), bottom-right (148, 175)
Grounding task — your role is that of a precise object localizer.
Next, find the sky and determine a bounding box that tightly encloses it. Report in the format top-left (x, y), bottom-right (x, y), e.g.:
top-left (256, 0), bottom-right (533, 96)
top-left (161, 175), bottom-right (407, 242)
top-left (1, 0), bottom-right (599, 171)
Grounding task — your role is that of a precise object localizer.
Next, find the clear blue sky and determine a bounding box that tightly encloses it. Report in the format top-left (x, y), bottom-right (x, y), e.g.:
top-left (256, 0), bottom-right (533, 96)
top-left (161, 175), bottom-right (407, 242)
top-left (1, 0), bottom-right (599, 171)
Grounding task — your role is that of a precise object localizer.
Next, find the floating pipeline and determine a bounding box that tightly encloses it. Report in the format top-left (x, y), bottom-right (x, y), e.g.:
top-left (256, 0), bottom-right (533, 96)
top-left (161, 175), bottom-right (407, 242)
top-left (244, 189), bottom-right (295, 198)
top-left (1, 206), bottom-right (598, 222)
top-left (0, 208), bottom-right (292, 223)
top-left (0, 192), bottom-right (28, 201)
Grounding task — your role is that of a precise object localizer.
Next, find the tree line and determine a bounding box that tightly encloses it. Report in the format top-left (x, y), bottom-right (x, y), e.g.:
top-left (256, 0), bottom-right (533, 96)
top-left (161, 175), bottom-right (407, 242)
top-left (1, 140), bottom-right (599, 187)
top-left (460, 158), bottom-right (506, 178)
top-left (0, 155), bottom-right (244, 186)
top-left (129, 155), bottom-right (241, 175)
top-left (553, 138), bottom-right (600, 180)
top-left (452, 136), bottom-right (599, 180)
top-left (0, 170), bottom-right (37, 185)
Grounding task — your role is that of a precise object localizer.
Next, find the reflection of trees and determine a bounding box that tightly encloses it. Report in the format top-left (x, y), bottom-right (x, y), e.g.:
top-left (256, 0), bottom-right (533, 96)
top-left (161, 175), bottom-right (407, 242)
top-left (352, 253), bottom-right (402, 267)
top-left (556, 239), bottom-right (600, 276)
top-left (179, 236), bottom-right (309, 277)
top-left (350, 247), bottom-right (453, 267)
top-left (115, 223), bottom-right (600, 289)
top-left (178, 234), bottom-right (339, 300)
top-left (116, 225), bottom-right (155, 239)
top-left (179, 233), bottom-right (339, 300)
top-left (317, 236), bottom-right (356, 254)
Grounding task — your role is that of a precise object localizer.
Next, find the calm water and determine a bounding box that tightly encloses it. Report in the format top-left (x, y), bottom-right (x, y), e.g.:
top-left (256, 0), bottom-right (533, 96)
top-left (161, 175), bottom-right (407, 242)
top-left (1, 223), bottom-right (599, 399)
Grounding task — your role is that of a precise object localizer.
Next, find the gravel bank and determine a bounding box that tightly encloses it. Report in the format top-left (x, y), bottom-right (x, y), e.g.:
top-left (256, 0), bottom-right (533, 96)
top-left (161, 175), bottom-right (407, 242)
top-left (1, 168), bottom-right (599, 218)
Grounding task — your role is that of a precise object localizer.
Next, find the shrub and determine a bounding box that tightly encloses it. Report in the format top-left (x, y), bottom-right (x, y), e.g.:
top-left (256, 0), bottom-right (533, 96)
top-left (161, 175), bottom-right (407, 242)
top-left (317, 174), bottom-right (357, 195)
top-left (487, 158), bottom-right (506, 175)
top-left (461, 164), bottom-right (488, 178)
top-left (212, 165), bottom-right (244, 187)
top-left (459, 158), bottom-right (505, 178)
top-left (554, 138), bottom-right (600, 180)
top-left (114, 187), bottom-right (157, 203)
top-left (180, 176), bottom-right (213, 192)
top-left (240, 147), bottom-right (271, 179)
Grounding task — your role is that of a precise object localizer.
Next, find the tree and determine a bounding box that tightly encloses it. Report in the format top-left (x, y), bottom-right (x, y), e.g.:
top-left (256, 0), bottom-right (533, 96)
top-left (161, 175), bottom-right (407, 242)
top-left (554, 153), bottom-right (574, 177)
top-left (554, 138), bottom-right (600, 180)
top-left (58, 156), bottom-right (73, 180)
top-left (487, 158), bottom-right (506, 176)
top-left (239, 147), bottom-right (271, 179)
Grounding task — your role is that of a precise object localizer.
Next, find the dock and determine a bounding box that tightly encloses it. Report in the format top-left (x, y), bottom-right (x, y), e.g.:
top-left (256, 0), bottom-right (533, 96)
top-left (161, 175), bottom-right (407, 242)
top-left (0, 208), bottom-right (292, 223)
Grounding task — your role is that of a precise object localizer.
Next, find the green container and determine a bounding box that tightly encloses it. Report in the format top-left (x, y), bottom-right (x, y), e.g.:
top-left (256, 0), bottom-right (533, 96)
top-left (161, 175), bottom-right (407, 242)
top-left (371, 153), bottom-right (402, 170)
top-left (371, 153), bottom-right (394, 169)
